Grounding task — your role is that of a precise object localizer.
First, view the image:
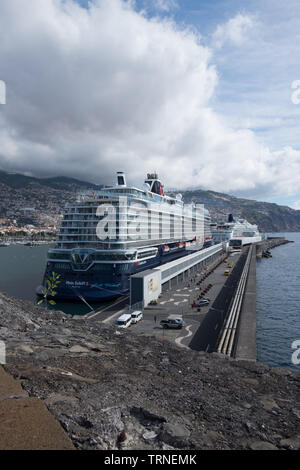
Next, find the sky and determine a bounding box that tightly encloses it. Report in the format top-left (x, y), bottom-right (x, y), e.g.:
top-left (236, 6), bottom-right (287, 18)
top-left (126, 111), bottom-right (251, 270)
top-left (0, 0), bottom-right (300, 207)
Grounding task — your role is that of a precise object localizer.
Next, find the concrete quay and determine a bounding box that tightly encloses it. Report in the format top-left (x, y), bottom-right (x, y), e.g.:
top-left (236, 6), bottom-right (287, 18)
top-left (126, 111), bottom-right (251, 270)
top-left (234, 245), bottom-right (257, 361)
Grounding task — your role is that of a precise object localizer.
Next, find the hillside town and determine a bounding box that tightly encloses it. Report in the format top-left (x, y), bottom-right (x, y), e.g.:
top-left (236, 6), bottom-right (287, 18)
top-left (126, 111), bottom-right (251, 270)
top-left (0, 181), bottom-right (69, 241)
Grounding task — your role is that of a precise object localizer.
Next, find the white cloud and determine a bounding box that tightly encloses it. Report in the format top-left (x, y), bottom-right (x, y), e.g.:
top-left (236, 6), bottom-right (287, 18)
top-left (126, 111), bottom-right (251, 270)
top-left (212, 13), bottom-right (255, 49)
top-left (291, 200), bottom-right (300, 210)
top-left (153, 0), bottom-right (178, 12)
top-left (0, 0), bottom-right (300, 199)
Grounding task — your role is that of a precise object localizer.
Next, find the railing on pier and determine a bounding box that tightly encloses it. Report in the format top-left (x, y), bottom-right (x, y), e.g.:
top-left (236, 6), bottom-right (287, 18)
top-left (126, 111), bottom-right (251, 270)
top-left (216, 245), bottom-right (253, 357)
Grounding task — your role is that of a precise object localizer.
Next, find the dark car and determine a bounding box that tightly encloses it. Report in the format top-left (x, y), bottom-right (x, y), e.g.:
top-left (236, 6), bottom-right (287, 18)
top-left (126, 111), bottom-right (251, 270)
top-left (160, 318), bottom-right (183, 329)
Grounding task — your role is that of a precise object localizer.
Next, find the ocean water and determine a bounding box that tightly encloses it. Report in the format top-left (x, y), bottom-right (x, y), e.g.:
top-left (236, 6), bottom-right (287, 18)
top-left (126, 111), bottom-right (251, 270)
top-left (256, 233), bottom-right (300, 372)
top-left (0, 244), bottom-right (101, 315)
top-left (0, 244), bottom-right (49, 301)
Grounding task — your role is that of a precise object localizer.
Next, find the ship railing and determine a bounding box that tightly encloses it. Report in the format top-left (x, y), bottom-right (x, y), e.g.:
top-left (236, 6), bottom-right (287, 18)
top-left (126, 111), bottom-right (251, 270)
top-left (76, 189), bottom-right (183, 206)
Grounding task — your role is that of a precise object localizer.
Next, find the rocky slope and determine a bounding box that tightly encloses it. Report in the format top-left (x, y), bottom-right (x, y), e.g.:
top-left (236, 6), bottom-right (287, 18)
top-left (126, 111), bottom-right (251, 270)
top-left (1, 291), bottom-right (300, 450)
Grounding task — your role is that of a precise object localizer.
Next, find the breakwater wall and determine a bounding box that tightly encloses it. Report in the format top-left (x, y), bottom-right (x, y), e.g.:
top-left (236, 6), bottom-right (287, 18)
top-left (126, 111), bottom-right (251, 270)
top-left (256, 237), bottom-right (292, 258)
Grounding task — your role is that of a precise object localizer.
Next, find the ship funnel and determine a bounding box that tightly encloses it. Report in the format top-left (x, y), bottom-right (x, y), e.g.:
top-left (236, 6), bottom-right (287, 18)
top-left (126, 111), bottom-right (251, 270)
top-left (117, 171), bottom-right (126, 187)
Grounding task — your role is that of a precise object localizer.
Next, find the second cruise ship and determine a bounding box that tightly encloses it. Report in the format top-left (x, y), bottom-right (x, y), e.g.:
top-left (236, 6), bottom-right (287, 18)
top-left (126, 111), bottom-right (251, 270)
top-left (211, 214), bottom-right (262, 250)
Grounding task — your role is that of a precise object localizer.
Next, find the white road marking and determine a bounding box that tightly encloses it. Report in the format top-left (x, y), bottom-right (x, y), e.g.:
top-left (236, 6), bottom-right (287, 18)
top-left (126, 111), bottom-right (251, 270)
top-left (175, 324), bottom-right (193, 349)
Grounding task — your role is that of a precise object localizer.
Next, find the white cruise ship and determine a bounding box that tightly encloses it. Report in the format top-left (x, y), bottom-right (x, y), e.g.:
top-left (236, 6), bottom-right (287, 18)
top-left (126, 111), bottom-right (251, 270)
top-left (211, 214), bottom-right (262, 250)
top-left (37, 172), bottom-right (212, 301)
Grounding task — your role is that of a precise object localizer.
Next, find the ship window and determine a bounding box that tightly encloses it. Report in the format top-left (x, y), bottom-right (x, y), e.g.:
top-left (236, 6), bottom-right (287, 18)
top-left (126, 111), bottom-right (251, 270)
top-left (54, 263), bottom-right (70, 270)
top-left (95, 253), bottom-right (134, 261)
top-left (137, 250), bottom-right (157, 259)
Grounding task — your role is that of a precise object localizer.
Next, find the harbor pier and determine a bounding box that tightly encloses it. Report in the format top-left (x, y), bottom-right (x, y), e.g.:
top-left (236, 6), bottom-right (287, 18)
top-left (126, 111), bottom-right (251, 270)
top-left (88, 237), bottom-right (291, 363)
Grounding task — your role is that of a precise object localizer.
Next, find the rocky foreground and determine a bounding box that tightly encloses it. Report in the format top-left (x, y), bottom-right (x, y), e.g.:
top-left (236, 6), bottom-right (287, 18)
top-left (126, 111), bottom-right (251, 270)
top-left (1, 291), bottom-right (300, 451)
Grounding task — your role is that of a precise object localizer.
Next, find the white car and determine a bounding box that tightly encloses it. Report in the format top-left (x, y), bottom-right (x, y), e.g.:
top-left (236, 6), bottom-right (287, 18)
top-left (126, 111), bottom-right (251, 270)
top-left (117, 313), bottom-right (132, 329)
top-left (130, 311), bottom-right (143, 324)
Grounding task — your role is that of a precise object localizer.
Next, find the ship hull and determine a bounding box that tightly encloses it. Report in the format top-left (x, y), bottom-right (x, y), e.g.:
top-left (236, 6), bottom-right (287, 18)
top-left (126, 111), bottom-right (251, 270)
top-left (37, 242), bottom-right (212, 302)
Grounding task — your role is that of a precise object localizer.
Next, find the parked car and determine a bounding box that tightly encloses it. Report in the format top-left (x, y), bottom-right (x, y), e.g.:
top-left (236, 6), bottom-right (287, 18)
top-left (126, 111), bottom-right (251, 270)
top-left (117, 313), bottom-right (132, 328)
top-left (196, 299), bottom-right (210, 306)
top-left (160, 318), bottom-right (183, 329)
top-left (130, 310), bottom-right (143, 324)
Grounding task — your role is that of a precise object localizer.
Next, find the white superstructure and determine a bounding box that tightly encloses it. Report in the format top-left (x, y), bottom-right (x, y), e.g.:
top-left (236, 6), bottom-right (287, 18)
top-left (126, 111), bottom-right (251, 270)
top-left (55, 172), bottom-right (212, 256)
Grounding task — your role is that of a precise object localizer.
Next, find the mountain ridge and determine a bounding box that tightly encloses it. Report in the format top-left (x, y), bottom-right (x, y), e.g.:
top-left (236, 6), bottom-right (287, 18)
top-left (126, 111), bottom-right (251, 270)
top-left (0, 169), bottom-right (299, 232)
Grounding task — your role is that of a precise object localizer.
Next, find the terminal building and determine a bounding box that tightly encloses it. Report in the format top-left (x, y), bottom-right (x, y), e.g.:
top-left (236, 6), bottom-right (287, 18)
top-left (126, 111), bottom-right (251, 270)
top-left (130, 244), bottom-right (224, 309)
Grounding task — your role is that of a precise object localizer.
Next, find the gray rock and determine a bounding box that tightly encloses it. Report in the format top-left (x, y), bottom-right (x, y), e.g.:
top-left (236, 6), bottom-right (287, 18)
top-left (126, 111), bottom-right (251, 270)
top-left (143, 431), bottom-right (158, 440)
top-left (250, 441), bottom-right (278, 451)
top-left (292, 408), bottom-right (300, 419)
top-left (18, 344), bottom-right (34, 353)
top-left (69, 345), bottom-right (89, 353)
top-left (279, 436), bottom-right (300, 449)
top-left (259, 397), bottom-right (279, 411)
top-left (45, 394), bottom-right (79, 405)
top-left (160, 422), bottom-right (191, 446)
